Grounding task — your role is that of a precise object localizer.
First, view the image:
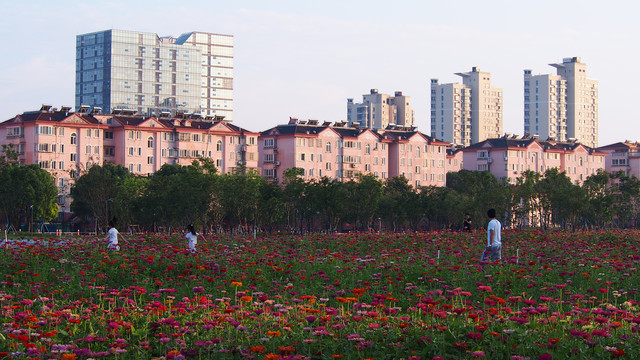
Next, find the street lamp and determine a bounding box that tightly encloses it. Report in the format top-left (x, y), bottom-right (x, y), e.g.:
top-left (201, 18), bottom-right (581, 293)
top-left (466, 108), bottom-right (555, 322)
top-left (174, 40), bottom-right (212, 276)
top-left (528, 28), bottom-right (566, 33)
top-left (29, 205), bottom-right (33, 233)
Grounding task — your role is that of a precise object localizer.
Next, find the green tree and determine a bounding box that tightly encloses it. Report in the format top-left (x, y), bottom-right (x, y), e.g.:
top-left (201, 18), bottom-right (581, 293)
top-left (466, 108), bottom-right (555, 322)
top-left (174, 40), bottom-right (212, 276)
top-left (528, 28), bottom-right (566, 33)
top-left (536, 168), bottom-right (584, 229)
top-left (379, 176), bottom-right (416, 231)
top-left (351, 174), bottom-right (383, 230)
top-left (446, 170), bottom-right (511, 227)
top-left (70, 163), bottom-right (134, 231)
top-left (138, 161), bottom-right (215, 230)
top-left (307, 177), bottom-right (348, 232)
top-left (582, 169), bottom-right (614, 228)
top-left (0, 164), bottom-right (58, 229)
top-left (512, 170), bottom-right (543, 228)
top-left (282, 168), bottom-right (308, 231)
top-left (610, 171), bottom-right (640, 228)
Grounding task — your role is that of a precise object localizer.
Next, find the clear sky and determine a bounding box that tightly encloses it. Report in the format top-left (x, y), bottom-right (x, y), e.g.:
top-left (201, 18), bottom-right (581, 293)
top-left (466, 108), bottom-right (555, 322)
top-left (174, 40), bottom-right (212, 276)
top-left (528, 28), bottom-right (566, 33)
top-left (0, 0), bottom-right (637, 146)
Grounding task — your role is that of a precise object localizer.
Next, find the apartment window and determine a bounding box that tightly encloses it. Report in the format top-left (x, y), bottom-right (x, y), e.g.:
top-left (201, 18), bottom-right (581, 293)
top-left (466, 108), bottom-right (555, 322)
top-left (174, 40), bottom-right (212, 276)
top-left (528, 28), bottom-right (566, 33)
top-left (325, 142), bottom-right (332, 153)
top-left (264, 138), bottom-right (275, 148)
top-left (105, 131), bottom-right (113, 139)
top-left (217, 140), bottom-right (223, 151)
top-left (86, 129), bottom-right (92, 137)
top-left (70, 133), bottom-right (77, 145)
top-left (70, 153), bottom-right (77, 162)
top-left (365, 144), bottom-right (371, 155)
top-left (148, 137), bottom-right (154, 148)
top-left (86, 145), bottom-right (92, 154)
top-left (37, 126), bottom-right (53, 135)
top-left (147, 156), bottom-right (154, 165)
top-left (94, 129), bottom-right (100, 138)
top-left (7, 127), bottom-right (24, 138)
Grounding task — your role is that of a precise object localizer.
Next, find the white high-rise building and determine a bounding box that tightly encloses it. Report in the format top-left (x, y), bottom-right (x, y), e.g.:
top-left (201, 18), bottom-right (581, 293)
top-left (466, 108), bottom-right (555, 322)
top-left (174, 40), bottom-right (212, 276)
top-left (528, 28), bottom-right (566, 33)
top-left (76, 30), bottom-right (234, 121)
top-left (347, 89), bottom-right (414, 129)
top-left (431, 67), bottom-right (503, 146)
top-left (524, 57), bottom-right (598, 147)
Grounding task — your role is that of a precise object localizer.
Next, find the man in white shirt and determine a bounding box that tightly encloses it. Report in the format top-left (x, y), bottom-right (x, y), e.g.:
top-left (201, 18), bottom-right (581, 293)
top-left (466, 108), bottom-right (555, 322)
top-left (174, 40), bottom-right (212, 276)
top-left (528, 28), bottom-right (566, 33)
top-left (481, 208), bottom-right (501, 267)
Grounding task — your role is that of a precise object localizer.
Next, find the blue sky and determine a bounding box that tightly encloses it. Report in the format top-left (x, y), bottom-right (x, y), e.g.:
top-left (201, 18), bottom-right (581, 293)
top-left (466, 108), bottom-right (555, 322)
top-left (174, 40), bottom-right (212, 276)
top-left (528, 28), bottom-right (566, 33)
top-left (0, 0), bottom-right (637, 146)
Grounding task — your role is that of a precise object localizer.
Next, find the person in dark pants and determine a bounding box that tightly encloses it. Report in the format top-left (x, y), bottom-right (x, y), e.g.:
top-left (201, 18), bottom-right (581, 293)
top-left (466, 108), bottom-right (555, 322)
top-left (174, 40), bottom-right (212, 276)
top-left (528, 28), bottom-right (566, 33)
top-left (463, 213), bottom-right (472, 232)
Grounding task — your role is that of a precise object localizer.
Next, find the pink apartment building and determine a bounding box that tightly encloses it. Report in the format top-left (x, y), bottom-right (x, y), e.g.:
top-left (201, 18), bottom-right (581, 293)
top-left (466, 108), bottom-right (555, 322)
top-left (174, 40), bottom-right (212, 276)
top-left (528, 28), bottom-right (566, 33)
top-left (446, 147), bottom-right (464, 173)
top-left (383, 130), bottom-right (449, 188)
top-left (258, 119), bottom-right (449, 187)
top-left (462, 136), bottom-right (606, 184)
top-left (597, 141), bottom-right (640, 178)
top-left (0, 106), bottom-right (259, 220)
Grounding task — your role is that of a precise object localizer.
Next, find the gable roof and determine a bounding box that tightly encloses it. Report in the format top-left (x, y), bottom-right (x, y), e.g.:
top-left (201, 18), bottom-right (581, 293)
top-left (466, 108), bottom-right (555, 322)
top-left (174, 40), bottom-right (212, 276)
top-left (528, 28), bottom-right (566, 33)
top-left (2, 110), bottom-right (101, 126)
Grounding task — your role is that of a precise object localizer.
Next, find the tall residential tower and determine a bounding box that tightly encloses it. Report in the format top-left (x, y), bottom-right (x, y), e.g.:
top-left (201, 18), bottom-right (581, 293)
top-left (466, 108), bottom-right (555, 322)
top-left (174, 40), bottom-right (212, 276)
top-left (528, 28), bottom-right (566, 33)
top-left (431, 67), bottom-right (503, 146)
top-left (524, 57), bottom-right (598, 147)
top-left (347, 89), bottom-right (414, 130)
top-left (76, 30), bottom-right (234, 121)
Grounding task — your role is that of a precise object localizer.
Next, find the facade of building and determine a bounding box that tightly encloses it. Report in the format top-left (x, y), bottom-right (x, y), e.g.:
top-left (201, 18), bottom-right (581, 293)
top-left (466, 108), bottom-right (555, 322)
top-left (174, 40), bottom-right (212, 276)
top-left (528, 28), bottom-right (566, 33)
top-left (258, 120), bottom-right (448, 188)
top-left (347, 89), bottom-right (414, 130)
top-left (76, 30), bottom-right (234, 121)
top-left (446, 147), bottom-right (464, 173)
top-left (524, 57), bottom-right (598, 147)
top-left (431, 67), bottom-right (503, 146)
top-left (462, 135), bottom-right (606, 184)
top-left (429, 81), bottom-right (471, 146)
top-left (597, 141), bottom-right (640, 178)
top-left (0, 106), bottom-right (256, 220)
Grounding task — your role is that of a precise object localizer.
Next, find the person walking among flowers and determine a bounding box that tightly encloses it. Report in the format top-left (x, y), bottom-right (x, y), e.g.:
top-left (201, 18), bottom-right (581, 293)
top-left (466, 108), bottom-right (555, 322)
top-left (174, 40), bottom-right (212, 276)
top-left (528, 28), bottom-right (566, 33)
top-left (106, 220), bottom-right (121, 251)
top-left (185, 224), bottom-right (200, 253)
top-left (480, 208), bottom-right (501, 269)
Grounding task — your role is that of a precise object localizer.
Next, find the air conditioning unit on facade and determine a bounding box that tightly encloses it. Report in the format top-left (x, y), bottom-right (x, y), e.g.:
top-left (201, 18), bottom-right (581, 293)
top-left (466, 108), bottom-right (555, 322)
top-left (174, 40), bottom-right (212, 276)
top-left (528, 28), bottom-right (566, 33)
top-left (275, 161), bottom-right (281, 166)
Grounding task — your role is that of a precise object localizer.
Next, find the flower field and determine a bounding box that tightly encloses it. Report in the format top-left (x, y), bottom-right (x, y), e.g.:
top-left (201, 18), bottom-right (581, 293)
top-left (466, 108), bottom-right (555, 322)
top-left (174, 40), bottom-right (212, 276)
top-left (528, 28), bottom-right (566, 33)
top-left (1, 230), bottom-right (639, 359)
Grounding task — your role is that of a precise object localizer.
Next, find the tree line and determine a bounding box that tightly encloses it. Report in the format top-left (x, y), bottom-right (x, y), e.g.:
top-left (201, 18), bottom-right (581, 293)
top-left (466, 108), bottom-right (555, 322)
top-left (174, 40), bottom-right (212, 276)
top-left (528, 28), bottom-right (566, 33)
top-left (2, 152), bottom-right (640, 232)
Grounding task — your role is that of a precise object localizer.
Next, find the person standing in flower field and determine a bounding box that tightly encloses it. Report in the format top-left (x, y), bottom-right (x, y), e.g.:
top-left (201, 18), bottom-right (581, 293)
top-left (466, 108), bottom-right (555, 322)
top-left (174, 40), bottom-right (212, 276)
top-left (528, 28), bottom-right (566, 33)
top-left (185, 224), bottom-right (200, 253)
top-left (106, 220), bottom-right (120, 251)
top-left (463, 213), bottom-right (472, 232)
top-left (481, 208), bottom-right (501, 267)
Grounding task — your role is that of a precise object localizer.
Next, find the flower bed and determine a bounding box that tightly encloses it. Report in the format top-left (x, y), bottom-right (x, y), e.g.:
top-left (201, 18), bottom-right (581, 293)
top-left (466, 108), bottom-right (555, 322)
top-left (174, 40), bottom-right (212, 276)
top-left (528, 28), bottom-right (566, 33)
top-left (1, 230), bottom-right (639, 359)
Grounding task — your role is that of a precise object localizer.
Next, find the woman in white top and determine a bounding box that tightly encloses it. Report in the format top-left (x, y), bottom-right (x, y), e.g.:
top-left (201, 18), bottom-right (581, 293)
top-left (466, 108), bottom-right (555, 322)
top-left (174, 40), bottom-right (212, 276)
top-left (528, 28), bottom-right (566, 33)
top-left (185, 224), bottom-right (199, 253)
top-left (106, 220), bottom-right (120, 251)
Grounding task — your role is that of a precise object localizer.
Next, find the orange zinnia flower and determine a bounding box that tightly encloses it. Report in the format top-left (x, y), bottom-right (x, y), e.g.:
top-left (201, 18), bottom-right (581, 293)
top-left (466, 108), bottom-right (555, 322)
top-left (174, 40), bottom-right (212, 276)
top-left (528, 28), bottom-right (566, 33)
top-left (277, 345), bottom-right (295, 355)
top-left (249, 345), bottom-right (266, 353)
